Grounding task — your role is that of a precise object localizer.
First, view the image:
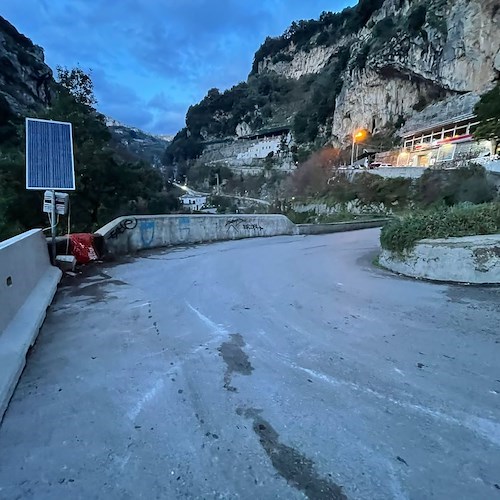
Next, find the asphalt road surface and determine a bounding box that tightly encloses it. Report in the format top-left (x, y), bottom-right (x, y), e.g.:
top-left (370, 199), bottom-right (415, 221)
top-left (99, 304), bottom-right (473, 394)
top-left (0, 229), bottom-right (499, 499)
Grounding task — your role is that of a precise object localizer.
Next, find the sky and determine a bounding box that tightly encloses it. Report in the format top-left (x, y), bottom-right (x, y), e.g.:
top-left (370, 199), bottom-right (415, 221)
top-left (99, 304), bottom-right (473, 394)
top-left (2, 0), bottom-right (355, 136)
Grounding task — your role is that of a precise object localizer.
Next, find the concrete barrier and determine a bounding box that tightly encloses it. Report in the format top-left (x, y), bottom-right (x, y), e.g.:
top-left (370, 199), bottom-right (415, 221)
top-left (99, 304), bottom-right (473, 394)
top-left (0, 229), bottom-right (62, 421)
top-left (296, 219), bottom-right (390, 235)
top-left (97, 214), bottom-right (296, 255)
top-left (380, 234), bottom-right (500, 284)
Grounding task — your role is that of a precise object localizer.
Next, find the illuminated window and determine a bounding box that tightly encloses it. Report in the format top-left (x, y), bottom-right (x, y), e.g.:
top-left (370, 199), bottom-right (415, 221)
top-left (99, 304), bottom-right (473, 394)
top-left (437, 144), bottom-right (456, 162)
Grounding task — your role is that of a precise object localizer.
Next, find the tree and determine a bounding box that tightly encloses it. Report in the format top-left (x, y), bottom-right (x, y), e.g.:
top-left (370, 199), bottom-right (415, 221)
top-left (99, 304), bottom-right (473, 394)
top-left (474, 83), bottom-right (500, 153)
top-left (290, 147), bottom-right (342, 195)
top-left (56, 65), bottom-right (97, 107)
top-left (0, 66), bottom-right (171, 240)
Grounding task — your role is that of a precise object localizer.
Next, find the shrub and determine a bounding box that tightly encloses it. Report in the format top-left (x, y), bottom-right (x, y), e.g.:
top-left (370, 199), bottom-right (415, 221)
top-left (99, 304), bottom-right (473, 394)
top-left (415, 165), bottom-right (495, 207)
top-left (354, 173), bottom-right (412, 207)
top-left (380, 203), bottom-right (500, 253)
top-left (407, 5), bottom-right (427, 35)
top-left (354, 43), bottom-right (371, 71)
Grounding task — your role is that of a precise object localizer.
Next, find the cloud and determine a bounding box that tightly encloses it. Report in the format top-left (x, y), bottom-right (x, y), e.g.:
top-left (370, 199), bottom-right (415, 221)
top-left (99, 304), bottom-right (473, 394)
top-left (1, 0), bottom-right (355, 134)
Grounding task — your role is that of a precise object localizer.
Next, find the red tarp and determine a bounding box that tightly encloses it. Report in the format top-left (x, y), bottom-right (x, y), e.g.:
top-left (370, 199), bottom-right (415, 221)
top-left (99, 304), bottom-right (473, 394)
top-left (69, 233), bottom-right (99, 264)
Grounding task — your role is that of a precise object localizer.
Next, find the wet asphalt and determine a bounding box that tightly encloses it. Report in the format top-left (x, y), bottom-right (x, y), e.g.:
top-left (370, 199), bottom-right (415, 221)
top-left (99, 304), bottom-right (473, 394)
top-left (0, 228), bottom-right (499, 499)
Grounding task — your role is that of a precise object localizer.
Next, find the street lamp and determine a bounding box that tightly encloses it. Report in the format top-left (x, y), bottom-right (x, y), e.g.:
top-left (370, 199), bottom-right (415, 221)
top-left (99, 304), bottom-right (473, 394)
top-left (351, 129), bottom-right (367, 166)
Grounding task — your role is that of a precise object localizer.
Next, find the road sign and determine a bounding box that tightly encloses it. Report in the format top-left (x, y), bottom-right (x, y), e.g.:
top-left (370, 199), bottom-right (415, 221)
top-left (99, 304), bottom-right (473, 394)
top-left (26, 118), bottom-right (75, 190)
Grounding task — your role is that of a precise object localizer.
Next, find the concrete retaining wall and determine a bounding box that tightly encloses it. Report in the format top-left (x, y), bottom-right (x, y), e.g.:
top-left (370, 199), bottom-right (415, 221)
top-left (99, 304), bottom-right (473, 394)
top-left (380, 234), bottom-right (500, 284)
top-left (297, 219), bottom-right (390, 235)
top-left (0, 229), bottom-right (61, 421)
top-left (364, 167), bottom-right (427, 179)
top-left (97, 214), bottom-right (296, 255)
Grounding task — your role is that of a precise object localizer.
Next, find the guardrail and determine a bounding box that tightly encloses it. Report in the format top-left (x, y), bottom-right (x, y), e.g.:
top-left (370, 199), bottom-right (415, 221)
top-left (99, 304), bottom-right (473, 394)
top-left (0, 229), bottom-right (61, 422)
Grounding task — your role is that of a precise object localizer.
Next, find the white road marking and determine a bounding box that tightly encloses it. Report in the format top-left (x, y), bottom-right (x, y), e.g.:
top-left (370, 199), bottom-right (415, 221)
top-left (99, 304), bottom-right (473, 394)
top-left (130, 302), bottom-right (150, 309)
top-left (127, 378), bottom-right (164, 421)
top-left (281, 359), bottom-right (500, 448)
top-left (187, 302), bottom-right (228, 336)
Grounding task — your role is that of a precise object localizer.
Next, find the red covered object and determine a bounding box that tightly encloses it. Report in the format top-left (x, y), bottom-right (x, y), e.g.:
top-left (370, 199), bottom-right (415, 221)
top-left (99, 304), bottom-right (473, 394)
top-left (69, 233), bottom-right (99, 264)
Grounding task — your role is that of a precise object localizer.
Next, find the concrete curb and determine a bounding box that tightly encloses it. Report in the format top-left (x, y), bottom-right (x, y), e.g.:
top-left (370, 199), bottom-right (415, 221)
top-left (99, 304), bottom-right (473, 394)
top-left (0, 230), bottom-right (62, 423)
top-left (295, 219), bottom-right (390, 235)
top-left (379, 234), bottom-right (500, 284)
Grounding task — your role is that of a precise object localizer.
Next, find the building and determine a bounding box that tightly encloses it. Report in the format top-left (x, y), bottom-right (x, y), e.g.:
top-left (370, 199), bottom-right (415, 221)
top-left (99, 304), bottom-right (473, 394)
top-left (396, 114), bottom-right (492, 167)
top-left (180, 194), bottom-right (207, 212)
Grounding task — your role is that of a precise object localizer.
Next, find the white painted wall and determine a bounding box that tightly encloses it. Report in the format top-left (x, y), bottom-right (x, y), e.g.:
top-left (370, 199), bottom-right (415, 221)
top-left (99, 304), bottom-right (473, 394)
top-left (181, 195), bottom-right (207, 211)
top-left (236, 137), bottom-right (281, 160)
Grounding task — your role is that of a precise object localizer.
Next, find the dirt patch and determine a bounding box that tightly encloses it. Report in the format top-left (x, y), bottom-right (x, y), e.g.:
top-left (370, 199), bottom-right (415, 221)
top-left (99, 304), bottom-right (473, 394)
top-left (238, 407), bottom-right (347, 500)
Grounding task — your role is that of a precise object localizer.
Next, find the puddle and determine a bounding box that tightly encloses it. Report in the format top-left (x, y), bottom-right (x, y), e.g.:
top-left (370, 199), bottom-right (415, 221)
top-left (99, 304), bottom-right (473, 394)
top-left (218, 334), bottom-right (253, 392)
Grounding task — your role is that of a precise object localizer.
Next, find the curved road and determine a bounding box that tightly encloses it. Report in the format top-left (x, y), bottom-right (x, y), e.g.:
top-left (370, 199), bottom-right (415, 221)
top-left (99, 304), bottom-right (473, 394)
top-left (0, 229), bottom-right (499, 499)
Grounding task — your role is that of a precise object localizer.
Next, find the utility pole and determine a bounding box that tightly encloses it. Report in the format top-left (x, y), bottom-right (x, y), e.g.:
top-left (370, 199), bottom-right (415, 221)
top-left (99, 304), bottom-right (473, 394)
top-left (351, 132), bottom-right (356, 167)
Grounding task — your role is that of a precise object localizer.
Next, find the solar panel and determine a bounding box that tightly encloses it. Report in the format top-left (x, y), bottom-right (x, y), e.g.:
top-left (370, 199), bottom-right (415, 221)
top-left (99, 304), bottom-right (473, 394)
top-left (26, 118), bottom-right (75, 190)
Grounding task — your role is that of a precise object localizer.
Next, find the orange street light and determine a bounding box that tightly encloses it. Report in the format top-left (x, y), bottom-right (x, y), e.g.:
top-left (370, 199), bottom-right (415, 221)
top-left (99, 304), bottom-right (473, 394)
top-left (351, 128), bottom-right (368, 166)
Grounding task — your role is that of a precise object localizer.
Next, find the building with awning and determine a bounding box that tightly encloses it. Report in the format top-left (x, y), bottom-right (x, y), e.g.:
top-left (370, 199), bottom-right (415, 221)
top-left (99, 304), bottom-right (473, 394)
top-left (396, 114), bottom-right (492, 167)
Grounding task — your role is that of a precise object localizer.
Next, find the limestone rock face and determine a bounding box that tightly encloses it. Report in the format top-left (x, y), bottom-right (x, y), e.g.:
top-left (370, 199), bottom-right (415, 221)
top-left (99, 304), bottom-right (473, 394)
top-left (256, 0), bottom-right (499, 145)
top-left (236, 122), bottom-right (252, 137)
top-left (258, 45), bottom-right (338, 80)
top-left (333, 0), bottom-right (499, 142)
top-left (0, 16), bottom-right (54, 115)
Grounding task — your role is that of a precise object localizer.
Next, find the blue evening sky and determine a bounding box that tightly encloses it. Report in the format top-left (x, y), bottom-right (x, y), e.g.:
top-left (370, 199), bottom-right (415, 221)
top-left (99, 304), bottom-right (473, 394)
top-left (2, 1), bottom-right (355, 135)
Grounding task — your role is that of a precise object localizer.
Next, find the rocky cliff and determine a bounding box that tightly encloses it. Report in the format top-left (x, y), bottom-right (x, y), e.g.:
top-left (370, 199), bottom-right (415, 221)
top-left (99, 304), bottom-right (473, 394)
top-left (0, 16), bottom-right (54, 117)
top-left (255, 0), bottom-right (499, 144)
top-left (167, 0), bottom-right (499, 168)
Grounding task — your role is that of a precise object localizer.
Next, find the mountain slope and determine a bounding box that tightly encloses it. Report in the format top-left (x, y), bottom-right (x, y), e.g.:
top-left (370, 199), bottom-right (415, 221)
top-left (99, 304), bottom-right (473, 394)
top-left (166, 0), bottom-right (499, 168)
top-left (106, 117), bottom-right (172, 168)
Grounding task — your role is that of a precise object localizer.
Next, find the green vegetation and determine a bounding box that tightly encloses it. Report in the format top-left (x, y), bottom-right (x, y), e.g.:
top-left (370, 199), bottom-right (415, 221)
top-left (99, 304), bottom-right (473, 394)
top-left (415, 164), bottom-right (495, 207)
top-left (406, 5), bottom-right (427, 35)
top-left (0, 67), bottom-right (177, 241)
top-left (251, 0), bottom-right (385, 72)
top-left (292, 46), bottom-right (350, 143)
top-left (474, 82), bottom-right (500, 143)
top-left (380, 203), bottom-right (500, 253)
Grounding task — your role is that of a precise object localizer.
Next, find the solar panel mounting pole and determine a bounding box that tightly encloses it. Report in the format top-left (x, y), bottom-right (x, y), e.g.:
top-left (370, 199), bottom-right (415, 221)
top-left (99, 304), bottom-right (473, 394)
top-left (51, 190), bottom-right (56, 265)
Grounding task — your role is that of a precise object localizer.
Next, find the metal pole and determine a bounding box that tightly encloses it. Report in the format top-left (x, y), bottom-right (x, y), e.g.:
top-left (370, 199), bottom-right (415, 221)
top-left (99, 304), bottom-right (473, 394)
top-left (51, 190), bottom-right (56, 265)
top-left (351, 134), bottom-right (355, 166)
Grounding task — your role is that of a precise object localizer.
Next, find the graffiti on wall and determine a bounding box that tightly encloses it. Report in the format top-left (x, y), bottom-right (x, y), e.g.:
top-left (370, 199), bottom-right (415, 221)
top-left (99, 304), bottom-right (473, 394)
top-left (108, 218), bottom-right (137, 239)
top-left (140, 220), bottom-right (156, 248)
top-left (225, 218), bottom-right (263, 234)
top-left (178, 217), bottom-right (191, 241)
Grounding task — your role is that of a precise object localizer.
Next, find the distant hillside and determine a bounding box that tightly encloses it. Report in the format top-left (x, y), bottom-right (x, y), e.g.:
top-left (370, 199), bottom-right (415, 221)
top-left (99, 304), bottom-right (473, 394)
top-left (106, 117), bottom-right (172, 168)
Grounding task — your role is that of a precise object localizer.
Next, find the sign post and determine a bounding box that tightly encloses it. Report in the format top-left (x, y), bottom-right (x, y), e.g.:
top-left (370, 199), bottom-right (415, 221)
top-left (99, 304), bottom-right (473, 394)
top-left (51, 190), bottom-right (56, 264)
top-left (25, 118), bottom-right (75, 265)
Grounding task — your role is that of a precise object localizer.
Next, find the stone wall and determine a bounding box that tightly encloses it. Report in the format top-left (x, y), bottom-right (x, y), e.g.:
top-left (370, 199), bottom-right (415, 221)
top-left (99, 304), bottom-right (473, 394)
top-left (293, 200), bottom-right (393, 216)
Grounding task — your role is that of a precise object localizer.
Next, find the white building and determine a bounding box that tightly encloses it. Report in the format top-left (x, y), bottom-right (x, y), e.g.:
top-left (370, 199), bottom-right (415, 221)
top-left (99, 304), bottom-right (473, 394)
top-left (398, 114), bottom-right (492, 167)
top-left (180, 194), bottom-right (207, 212)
